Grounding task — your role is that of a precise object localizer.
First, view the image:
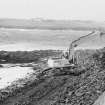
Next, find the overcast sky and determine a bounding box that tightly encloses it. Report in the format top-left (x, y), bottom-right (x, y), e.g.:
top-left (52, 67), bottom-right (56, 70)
top-left (0, 0), bottom-right (105, 21)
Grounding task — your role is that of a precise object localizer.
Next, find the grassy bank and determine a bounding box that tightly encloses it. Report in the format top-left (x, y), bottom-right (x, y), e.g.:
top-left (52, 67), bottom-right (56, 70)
top-left (0, 50), bottom-right (61, 63)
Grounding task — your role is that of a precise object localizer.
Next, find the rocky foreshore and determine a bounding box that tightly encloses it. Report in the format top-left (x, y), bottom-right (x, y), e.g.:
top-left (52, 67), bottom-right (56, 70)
top-left (1, 49), bottom-right (105, 105)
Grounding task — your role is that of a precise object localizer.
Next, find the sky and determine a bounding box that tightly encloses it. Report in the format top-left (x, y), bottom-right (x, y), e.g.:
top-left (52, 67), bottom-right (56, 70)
top-left (0, 0), bottom-right (105, 21)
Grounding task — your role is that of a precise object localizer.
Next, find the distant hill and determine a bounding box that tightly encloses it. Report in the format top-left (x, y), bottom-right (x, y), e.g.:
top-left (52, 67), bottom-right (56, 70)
top-left (0, 18), bottom-right (105, 30)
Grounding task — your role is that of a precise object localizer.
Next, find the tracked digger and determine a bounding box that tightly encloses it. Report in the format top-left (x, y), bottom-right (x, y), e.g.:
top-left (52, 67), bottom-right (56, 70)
top-left (47, 30), bottom-right (103, 69)
top-left (38, 31), bottom-right (105, 78)
top-left (38, 30), bottom-right (105, 77)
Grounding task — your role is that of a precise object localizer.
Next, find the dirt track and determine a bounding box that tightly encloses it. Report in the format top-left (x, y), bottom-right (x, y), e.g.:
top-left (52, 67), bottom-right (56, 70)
top-left (1, 72), bottom-right (69, 105)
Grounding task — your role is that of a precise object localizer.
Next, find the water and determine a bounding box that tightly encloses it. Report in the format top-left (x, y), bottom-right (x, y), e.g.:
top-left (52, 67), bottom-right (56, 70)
top-left (0, 29), bottom-right (104, 51)
top-left (0, 28), bottom-right (90, 51)
top-left (0, 43), bottom-right (66, 51)
top-left (0, 65), bottom-right (33, 89)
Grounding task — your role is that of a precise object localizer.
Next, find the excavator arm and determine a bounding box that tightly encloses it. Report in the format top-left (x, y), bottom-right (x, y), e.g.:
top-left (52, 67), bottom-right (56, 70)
top-left (68, 31), bottom-right (101, 63)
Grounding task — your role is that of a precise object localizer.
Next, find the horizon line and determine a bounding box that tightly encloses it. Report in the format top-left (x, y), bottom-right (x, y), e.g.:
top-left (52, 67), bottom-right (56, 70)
top-left (0, 17), bottom-right (103, 22)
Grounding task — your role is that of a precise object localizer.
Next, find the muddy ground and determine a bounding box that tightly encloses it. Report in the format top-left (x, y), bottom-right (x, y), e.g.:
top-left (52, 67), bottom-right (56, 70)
top-left (0, 49), bottom-right (105, 105)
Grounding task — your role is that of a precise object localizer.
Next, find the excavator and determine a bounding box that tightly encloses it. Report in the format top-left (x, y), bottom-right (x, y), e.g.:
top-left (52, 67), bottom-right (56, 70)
top-left (37, 30), bottom-right (105, 77)
top-left (47, 30), bottom-right (104, 69)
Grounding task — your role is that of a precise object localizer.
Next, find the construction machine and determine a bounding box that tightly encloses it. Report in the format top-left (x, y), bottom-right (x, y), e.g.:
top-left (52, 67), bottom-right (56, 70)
top-left (47, 31), bottom-right (103, 69)
top-left (37, 30), bottom-right (105, 78)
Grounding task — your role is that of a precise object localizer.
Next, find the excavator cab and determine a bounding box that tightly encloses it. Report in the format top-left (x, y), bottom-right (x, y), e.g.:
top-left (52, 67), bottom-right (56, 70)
top-left (47, 50), bottom-right (74, 69)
